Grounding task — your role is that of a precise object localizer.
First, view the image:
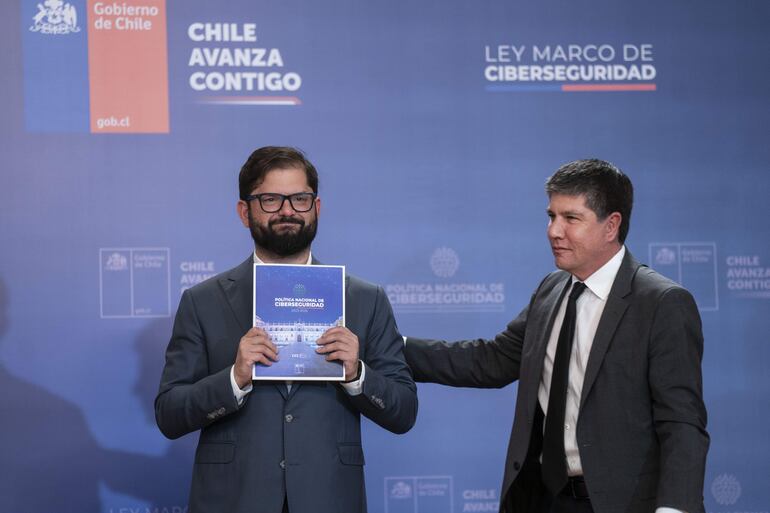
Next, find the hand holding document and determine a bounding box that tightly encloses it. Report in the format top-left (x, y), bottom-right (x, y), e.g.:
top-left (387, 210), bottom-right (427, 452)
top-left (316, 326), bottom-right (360, 381)
top-left (234, 327), bottom-right (278, 388)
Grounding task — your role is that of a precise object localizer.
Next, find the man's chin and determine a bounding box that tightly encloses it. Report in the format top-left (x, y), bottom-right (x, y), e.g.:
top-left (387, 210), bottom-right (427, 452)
top-left (257, 232), bottom-right (314, 258)
top-left (553, 256), bottom-right (571, 272)
top-left (249, 218), bottom-right (316, 258)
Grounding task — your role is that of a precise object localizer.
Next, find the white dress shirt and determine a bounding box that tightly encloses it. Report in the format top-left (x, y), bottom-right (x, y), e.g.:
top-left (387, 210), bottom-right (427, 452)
top-left (230, 251), bottom-right (365, 403)
top-left (537, 246), bottom-right (684, 513)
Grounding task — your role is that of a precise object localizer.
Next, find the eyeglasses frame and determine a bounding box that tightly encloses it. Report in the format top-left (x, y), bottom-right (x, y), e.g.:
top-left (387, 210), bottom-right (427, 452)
top-left (245, 192), bottom-right (318, 213)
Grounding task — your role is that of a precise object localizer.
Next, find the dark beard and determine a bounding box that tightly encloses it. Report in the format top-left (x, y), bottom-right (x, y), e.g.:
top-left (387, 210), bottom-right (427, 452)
top-left (248, 212), bottom-right (317, 258)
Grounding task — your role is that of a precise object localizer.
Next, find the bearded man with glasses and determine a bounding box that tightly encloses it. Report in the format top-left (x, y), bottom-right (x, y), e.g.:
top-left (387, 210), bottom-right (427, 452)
top-left (156, 146), bottom-right (417, 513)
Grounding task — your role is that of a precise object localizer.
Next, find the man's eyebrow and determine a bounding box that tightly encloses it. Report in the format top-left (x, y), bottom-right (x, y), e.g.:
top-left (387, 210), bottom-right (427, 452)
top-left (547, 208), bottom-right (585, 217)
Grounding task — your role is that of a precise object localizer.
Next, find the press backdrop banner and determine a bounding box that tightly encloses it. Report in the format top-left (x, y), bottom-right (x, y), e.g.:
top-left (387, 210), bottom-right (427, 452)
top-left (1, 1), bottom-right (768, 512)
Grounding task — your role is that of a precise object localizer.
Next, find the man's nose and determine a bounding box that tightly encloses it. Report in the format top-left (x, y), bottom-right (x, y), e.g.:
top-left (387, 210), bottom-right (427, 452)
top-left (547, 219), bottom-right (563, 239)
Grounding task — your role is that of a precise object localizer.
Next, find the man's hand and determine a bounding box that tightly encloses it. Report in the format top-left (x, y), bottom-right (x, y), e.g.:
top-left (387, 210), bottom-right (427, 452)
top-left (234, 327), bottom-right (278, 388)
top-left (316, 326), bottom-right (360, 381)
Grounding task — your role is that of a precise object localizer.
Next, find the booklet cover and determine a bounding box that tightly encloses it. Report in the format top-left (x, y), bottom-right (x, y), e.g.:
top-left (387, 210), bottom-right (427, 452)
top-left (252, 263), bottom-right (346, 381)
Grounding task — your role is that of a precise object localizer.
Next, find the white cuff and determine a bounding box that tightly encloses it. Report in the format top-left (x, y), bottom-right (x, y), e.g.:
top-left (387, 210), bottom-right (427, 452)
top-left (230, 365), bottom-right (253, 405)
top-left (655, 508), bottom-right (685, 513)
top-left (340, 361), bottom-right (365, 396)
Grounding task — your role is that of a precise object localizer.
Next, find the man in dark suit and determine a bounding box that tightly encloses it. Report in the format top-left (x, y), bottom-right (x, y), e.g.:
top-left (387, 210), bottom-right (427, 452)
top-left (404, 159), bottom-right (708, 513)
top-left (156, 146), bottom-right (417, 513)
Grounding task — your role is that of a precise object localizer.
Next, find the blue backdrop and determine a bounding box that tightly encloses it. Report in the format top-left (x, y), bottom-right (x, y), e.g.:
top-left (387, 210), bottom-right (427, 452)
top-left (1, 1), bottom-right (768, 512)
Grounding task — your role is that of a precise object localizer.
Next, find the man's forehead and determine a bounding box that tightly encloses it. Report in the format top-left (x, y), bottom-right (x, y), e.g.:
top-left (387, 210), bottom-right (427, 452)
top-left (252, 166), bottom-right (310, 191)
top-left (547, 193), bottom-right (589, 211)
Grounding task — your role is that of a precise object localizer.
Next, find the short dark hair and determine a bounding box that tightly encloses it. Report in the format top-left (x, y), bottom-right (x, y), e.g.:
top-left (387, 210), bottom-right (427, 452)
top-left (545, 159), bottom-right (634, 243)
top-left (239, 146), bottom-right (319, 200)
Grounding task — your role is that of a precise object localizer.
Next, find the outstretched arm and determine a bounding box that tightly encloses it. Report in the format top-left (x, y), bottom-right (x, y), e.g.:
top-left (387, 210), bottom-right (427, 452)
top-left (404, 303), bottom-right (528, 389)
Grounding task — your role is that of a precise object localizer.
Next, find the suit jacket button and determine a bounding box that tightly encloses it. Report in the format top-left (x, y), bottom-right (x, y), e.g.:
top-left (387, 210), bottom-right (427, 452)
top-left (285, 414), bottom-right (294, 423)
top-left (279, 460), bottom-right (286, 470)
top-left (513, 461), bottom-right (521, 471)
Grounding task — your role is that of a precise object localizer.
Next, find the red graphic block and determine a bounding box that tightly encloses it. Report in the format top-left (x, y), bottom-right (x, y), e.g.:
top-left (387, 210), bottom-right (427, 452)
top-left (87, 0), bottom-right (169, 133)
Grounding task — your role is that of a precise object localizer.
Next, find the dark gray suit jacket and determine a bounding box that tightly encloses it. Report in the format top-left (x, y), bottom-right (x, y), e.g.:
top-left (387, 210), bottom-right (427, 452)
top-left (405, 251), bottom-right (708, 513)
top-left (156, 256), bottom-right (418, 513)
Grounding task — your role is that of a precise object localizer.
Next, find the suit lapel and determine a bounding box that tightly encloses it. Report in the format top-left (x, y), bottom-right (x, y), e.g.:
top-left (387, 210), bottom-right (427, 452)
top-left (579, 251), bottom-right (640, 408)
top-left (220, 255), bottom-right (254, 334)
top-left (526, 275), bottom-right (572, 408)
top-left (220, 255), bottom-right (290, 400)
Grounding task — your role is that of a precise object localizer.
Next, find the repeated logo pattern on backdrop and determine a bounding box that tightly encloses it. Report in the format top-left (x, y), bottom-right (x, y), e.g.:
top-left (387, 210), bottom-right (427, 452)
top-left (385, 248), bottom-right (506, 314)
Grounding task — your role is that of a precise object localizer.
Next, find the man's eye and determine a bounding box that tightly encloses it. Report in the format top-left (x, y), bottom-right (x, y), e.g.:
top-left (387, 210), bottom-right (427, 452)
top-left (261, 195), bottom-right (279, 204)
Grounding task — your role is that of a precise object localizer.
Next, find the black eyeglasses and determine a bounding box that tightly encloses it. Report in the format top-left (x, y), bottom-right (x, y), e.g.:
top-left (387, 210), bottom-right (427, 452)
top-left (246, 192), bottom-right (317, 213)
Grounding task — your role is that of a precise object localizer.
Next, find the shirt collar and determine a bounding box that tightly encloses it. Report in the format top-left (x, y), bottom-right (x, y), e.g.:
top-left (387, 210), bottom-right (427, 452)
top-left (253, 251), bottom-right (313, 265)
top-left (573, 246), bottom-right (625, 301)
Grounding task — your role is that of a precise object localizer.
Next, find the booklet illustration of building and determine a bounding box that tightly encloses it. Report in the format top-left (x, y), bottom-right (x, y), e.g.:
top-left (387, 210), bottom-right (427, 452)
top-left (252, 263), bottom-right (345, 381)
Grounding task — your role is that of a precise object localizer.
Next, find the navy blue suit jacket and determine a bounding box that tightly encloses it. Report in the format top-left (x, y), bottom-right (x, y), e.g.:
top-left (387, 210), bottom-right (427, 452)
top-left (156, 256), bottom-right (417, 513)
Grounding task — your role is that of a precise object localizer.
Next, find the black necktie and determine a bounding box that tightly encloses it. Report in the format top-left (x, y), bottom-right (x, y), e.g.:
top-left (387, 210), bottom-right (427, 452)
top-left (542, 281), bottom-right (587, 494)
